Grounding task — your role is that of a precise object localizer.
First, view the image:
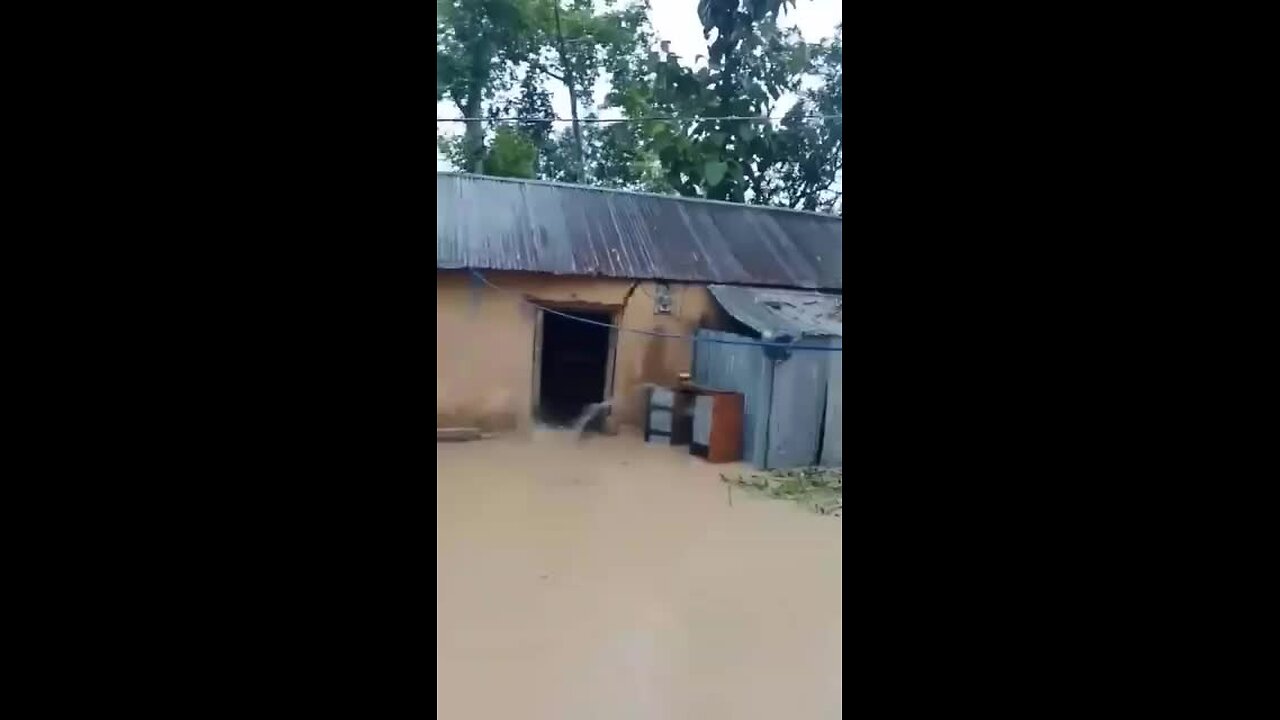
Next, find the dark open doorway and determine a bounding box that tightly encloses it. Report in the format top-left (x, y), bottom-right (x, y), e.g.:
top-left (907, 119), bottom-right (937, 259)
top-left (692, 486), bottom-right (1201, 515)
top-left (536, 308), bottom-right (614, 427)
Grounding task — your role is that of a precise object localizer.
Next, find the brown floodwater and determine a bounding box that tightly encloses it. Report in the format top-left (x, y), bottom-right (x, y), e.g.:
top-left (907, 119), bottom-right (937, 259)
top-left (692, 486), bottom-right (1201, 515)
top-left (437, 430), bottom-right (843, 719)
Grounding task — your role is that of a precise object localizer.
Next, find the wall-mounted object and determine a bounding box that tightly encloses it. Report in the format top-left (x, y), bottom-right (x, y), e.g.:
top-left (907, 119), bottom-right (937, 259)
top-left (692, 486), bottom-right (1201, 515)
top-left (653, 283), bottom-right (672, 314)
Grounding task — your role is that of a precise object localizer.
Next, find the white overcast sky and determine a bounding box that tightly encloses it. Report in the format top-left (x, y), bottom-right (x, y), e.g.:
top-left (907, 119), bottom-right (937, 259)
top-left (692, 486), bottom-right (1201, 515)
top-left (436, 0), bottom-right (842, 171)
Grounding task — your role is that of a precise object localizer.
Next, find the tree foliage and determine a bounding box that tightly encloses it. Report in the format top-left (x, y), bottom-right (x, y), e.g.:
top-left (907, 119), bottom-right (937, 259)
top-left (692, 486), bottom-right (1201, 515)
top-left (437, 0), bottom-right (542, 172)
top-left (436, 0), bottom-right (842, 212)
top-left (437, 0), bottom-right (650, 180)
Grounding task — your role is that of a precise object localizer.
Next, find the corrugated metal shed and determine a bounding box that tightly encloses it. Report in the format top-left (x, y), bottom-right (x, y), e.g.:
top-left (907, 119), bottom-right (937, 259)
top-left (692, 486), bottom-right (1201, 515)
top-left (708, 285), bottom-right (843, 338)
top-left (694, 330), bottom-right (841, 469)
top-left (437, 173), bottom-right (842, 290)
top-left (696, 285), bottom-right (843, 469)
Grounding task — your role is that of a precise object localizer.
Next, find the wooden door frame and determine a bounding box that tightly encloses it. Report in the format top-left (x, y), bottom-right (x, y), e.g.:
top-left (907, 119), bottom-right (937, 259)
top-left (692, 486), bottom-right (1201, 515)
top-left (529, 304), bottom-right (621, 420)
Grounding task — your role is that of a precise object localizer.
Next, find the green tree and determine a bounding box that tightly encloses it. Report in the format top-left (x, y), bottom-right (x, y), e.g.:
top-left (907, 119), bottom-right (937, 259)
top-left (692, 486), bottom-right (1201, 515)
top-left (438, 71), bottom-right (553, 178)
top-left (591, 0), bottom-right (840, 211)
top-left (748, 24), bottom-right (841, 211)
top-left (436, 0), bottom-right (842, 212)
top-left (437, 0), bottom-right (653, 180)
top-left (437, 0), bottom-right (541, 172)
top-left (524, 0), bottom-right (654, 182)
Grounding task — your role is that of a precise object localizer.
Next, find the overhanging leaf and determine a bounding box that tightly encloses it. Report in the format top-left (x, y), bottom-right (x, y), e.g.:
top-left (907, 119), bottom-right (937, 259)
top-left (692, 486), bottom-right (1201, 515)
top-left (697, 0), bottom-right (715, 33)
top-left (704, 161), bottom-right (727, 186)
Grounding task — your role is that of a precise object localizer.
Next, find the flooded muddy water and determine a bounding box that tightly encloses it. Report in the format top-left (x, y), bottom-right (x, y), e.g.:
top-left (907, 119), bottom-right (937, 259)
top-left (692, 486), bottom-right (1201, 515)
top-left (436, 431), bottom-right (843, 719)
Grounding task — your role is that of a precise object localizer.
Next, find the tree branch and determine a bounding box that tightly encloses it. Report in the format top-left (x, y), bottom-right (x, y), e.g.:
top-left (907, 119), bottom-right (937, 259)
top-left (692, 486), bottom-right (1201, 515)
top-left (531, 63), bottom-right (564, 82)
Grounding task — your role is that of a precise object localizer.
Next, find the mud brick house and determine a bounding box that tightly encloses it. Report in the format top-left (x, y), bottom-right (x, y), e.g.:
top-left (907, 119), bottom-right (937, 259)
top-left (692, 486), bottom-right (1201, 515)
top-left (436, 172), bottom-right (842, 433)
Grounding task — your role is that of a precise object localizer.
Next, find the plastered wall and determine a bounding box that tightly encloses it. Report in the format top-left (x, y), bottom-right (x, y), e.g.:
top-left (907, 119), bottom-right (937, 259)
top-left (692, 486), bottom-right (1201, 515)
top-left (436, 270), bottom-right (725, 431)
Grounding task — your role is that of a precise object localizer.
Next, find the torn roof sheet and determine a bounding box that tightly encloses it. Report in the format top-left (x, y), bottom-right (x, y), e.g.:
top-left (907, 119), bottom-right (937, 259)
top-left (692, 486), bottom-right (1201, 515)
top-left (709, 284), bottom-right (843, 338)
top-left (437, 173), bottom-right (842, 290)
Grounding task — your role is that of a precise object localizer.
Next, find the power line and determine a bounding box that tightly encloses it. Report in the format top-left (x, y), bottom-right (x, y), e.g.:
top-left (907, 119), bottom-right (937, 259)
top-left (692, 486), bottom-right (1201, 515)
top-left (469, 270), bottom-right (842, 352)
top-left (435, 112), bottom-right (844, 122)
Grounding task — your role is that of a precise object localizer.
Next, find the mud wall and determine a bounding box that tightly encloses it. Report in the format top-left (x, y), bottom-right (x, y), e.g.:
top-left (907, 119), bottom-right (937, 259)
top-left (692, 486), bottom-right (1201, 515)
top-left (436, 270), bottom-right (726, 431)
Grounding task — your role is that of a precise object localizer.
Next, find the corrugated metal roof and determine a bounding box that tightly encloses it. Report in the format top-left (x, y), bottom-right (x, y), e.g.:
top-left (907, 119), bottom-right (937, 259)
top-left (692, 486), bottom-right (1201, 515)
top-left (437, 173), bottom-right (841, 289)
top-left (709, 284), bottom-right (843, 338)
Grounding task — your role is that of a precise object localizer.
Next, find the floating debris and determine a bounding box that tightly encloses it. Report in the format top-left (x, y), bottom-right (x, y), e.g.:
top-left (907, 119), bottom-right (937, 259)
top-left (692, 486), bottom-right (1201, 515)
top-left (438, 427), bottom-right (482, 442)
top-left (720, 467), bottom-right (842, 517)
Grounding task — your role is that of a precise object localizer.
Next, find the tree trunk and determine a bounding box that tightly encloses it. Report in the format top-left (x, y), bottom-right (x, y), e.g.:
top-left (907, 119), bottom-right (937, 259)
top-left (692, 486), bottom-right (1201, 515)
top-left (462, 90), bottom-right (485, 174)
top-left (553, 1), bottom-right (585, 182)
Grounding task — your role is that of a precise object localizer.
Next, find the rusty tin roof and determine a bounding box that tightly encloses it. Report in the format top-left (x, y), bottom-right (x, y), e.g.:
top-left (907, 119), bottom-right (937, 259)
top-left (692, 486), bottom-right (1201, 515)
top-left (437, 173), bottom-right (842, 290)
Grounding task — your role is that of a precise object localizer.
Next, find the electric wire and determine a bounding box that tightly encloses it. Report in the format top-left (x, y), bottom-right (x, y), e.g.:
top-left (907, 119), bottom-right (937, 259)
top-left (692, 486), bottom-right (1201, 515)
top-left (469, 269), bottom-right (842, 352)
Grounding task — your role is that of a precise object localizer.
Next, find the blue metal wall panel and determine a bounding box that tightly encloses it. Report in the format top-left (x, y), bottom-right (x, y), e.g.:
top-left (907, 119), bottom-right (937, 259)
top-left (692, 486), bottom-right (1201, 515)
top-left (764, 346), bottom-right (829, 469)
top-left (820, 337), bottom-right (843, 467)
top-left (692, 330), bottom-right (769, 467)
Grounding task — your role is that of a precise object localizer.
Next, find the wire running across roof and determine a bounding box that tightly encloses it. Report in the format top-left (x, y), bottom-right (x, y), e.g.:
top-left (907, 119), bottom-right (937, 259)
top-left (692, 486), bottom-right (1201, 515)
top-left (709, 284), bottom-right (843, 339)
top-left (437, 173), bottom-right (842, 290)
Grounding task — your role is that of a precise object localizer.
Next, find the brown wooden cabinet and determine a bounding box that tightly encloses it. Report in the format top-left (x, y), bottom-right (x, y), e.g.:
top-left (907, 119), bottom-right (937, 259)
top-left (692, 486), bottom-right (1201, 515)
top-left (690, 390), bottom-right (744, 463)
